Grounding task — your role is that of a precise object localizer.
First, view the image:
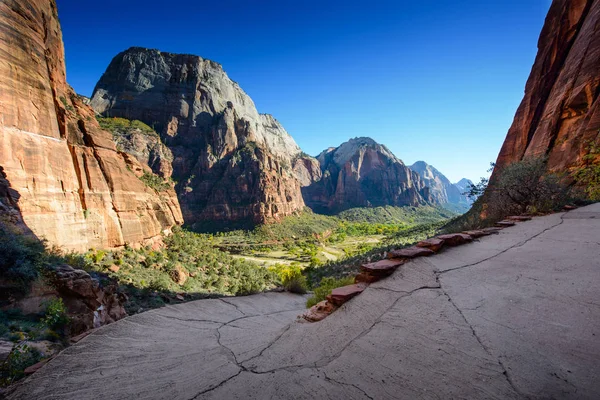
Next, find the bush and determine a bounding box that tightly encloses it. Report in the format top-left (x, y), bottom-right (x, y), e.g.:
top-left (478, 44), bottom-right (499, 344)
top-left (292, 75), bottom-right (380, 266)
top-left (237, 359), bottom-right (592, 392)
top-left (306, 276), bottom-right (355, 308)
top-left (486, 157), bottom-right (570, 216)
top-left (573, 137), bottom-right (600, 201)
top-left (41, 298), bottom-right (69, 332)
top-left (139, 172), bottom-right (172, 192)
top-left (268, 264), bottom-right (307, 294)
top-left (0, 343), bottom-right (42, 386)
top-left (97, 117), bottom-right (156, 136)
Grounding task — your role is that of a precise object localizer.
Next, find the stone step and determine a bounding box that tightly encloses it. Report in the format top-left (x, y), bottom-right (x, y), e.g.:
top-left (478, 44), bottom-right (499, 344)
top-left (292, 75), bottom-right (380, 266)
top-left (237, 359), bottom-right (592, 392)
top-left (327, 283), bottom-right (368, 306)
top-left (481, 227), bottom-right (502, 234)
top-left (461, 230), bottom-right (490, 238)
top-left (416, 237), bottom-right (445, 252)
top-left (360, 258), bottom-right (406, 276)
top-left (495, 220), bottom-right (516, 227)
top-left (436, 233), bottom-right (473, 246)
top-left (507, 215), bottom-right (532, 221)
top-left (355, 273), bottom-right (381, 284)
top-left (388, 246), bottom-right (435, 259)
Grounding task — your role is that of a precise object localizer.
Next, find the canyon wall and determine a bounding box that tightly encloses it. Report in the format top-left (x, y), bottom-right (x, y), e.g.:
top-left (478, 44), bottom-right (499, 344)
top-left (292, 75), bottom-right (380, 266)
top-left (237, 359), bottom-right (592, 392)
top-left (491, 0), bottom-right (600, 182)
top-left (0, 0), bottom-right (183, 251)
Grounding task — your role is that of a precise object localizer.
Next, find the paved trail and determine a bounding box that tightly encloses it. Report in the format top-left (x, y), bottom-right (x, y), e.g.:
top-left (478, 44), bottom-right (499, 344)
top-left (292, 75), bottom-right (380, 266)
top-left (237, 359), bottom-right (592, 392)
top-left (7, 204), bottom-right (600, 399)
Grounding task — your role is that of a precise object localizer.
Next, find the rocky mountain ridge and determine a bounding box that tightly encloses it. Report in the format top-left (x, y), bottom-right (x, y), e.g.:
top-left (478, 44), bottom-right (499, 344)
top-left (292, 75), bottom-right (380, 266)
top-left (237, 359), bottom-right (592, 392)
top-left (302, 137), bottom-right (433, 214)
top-left (409, 161), bottom-right (472, 212)
top-left (0, 0), bottom-right (183, 251)
top-left (90, 47), bottom-right (317, 227)
top-left (489, 0), bottom-right (600, 184)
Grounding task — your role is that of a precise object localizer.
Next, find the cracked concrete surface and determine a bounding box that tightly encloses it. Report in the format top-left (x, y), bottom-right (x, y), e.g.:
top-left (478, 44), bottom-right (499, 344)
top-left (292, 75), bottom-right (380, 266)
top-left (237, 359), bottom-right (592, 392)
top-left (6, 203), bottom-right (600, 399)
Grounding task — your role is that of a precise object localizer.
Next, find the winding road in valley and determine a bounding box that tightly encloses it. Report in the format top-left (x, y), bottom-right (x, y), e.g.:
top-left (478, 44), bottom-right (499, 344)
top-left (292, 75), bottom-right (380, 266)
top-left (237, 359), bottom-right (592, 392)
top-left (7, 203), bottom-right (600, 399)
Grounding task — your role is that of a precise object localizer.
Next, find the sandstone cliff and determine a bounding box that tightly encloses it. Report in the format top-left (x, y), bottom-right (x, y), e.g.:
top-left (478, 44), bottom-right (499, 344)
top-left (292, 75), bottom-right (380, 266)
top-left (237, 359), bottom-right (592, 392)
top-left (0, 0), bottom-right (183, 251)
top-left (409, 161), bottom-right (471, 212)
top-left (302, 138), bottom-right (432, 214)
top-left (90, 47), bottom-right (312, 227)
top-left (490, 0), bottom-right (600, 182)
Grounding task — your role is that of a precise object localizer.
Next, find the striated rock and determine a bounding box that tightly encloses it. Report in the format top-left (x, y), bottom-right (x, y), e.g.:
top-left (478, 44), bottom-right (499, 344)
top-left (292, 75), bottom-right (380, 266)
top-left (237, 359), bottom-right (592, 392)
top-left (90, 47), bottom-right (310, 226)
top-left (292, 154), bottom-right (322, 187)
top-left (409, 161), bottom-right (472, 212)
top-left (416, 237), bottom-right (446, 252)
top-left (490, 0), bottom-right (600, 183)
top-left (388, 246), bottom-right (435, 259)
top-left (0, 0), bottom-right (183, 251)
top-left (437, 233), bottom-right (473, 246)
top-left (302, 138), bottom-right (432, 214)
top-left (326, 283), bottom-right (367, 306)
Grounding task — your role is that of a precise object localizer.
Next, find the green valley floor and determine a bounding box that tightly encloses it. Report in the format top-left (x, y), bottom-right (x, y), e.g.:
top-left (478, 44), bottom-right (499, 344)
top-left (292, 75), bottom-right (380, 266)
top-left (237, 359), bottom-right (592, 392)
top-left (5, 203), bottom-right (600, 399)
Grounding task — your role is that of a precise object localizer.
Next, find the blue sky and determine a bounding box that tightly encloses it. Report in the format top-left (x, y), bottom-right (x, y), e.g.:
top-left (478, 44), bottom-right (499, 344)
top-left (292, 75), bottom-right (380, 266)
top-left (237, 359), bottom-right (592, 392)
top-left (57, 0), bottom-right (551, 183)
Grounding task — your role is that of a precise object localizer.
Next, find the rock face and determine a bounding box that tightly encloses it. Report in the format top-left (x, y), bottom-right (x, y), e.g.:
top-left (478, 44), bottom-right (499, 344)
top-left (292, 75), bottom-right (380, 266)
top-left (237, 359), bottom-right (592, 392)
top-left (409, 161), bottom-right (471, 212)
top-left (90, 47), bottom-right (310, 227)
top-left (453, 178), bottom-right (474, 195)
top-left (302, 138), bottom-right (431, 214)
top-left (490, 0), bottom-right (600, 182)
top-left (0, 0), bottom-right (183, 251)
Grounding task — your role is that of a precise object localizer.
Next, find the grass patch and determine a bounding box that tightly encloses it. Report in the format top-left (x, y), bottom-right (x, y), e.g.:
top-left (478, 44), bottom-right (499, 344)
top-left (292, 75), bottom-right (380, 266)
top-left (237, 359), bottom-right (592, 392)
top-left (306, 276), bottom-right (355, 308)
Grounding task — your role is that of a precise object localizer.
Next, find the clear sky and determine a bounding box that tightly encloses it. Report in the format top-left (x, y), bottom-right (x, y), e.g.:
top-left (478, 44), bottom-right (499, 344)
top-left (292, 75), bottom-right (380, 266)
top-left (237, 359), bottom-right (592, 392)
top-left (57, 0), bottom-right (551, 183)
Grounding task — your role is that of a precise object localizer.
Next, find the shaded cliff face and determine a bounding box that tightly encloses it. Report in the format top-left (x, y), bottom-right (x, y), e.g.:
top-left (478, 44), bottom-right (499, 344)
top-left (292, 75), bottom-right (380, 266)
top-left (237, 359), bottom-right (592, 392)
top-left (409, 161), bottom-right (471, 212)
top-left (491, 0), bottom-right (600, 182)
top-left (0, 0), bottom-right (183, 251)
top-left (302, 138), bottom-right (431, 214)
top-left (90, 47), bottom-right (309, 226)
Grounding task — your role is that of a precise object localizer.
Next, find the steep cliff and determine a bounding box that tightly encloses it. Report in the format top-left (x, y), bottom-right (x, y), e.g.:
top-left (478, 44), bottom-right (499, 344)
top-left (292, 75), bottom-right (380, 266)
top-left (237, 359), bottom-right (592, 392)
top-left (490, 0), bottom-right (600, 182)
top-left (409, 161), bottom-right (471, 212)
top-left (0, 0), bottom-right (183, 251)
top-left (303, 138), bottom-right (432, 214)
top-left (90, 47), bottom-right (310, 227)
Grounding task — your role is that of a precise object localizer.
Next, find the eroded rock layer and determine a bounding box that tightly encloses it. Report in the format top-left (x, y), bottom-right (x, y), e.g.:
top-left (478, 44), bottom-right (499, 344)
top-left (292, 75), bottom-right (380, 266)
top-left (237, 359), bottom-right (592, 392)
top-left (491, 0), bottom-right (600, 179)
top-left (0, 0), bottom-right (183, 251)
top-left (90, 47), bottom-right (310, 226)
top-left (303, 138), bottom-right (431, 214)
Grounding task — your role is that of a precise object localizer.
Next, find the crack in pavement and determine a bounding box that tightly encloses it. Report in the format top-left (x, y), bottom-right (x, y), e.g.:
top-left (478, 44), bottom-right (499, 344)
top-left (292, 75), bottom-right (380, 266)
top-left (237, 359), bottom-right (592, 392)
top-left (438, 215), bottom-right (565, 276)
top-left (322, 370), bottom-right (375, 399)
top-left (440, 287), bottom-right (524, 398)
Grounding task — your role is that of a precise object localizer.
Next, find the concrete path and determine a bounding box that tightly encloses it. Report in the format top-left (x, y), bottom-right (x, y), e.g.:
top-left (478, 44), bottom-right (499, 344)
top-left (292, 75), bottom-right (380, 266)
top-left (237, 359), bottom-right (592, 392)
top-left (7, 203), bottom-right (600, 399)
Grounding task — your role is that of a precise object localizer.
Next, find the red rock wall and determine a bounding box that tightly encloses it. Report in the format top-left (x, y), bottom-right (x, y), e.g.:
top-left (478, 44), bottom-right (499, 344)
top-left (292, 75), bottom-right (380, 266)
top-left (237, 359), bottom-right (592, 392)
top-left (492, 0), bottom-right (600, 179)
top-left (0, 0), bottom-right (183, 251)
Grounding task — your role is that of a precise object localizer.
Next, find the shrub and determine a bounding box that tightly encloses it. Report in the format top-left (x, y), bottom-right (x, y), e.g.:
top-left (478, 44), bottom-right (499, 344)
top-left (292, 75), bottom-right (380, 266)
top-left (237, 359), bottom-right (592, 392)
top-left (139, 172), bottom-right (172, 192)
top-left (0, 343), bottom-right (42, 386)
top-left (573, 137), bottom-right (600, 201)
top-left (41, 298), bottom-right (69, 332)
top-left (268, 264), bottom-right (307, 294)
top-left (306, 276), bottom-right (355, 308)
top-left (486, 156), bottom-right (570, 216)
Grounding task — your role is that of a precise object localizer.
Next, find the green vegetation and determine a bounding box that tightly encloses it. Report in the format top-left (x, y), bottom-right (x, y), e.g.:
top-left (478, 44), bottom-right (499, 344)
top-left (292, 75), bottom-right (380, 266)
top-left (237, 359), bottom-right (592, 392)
top-left (268, 264), bottom-right (307, 294)
top-left (97, 117), bottom-right (157, 136)
top-left (573, 136), bottom-right (600, 201)
top-left (0, 342), bottom-right (42, 386)
top-left (306, 276), bottom-right (355, 308)
top-left (139, 171), bottom-right (172, 192)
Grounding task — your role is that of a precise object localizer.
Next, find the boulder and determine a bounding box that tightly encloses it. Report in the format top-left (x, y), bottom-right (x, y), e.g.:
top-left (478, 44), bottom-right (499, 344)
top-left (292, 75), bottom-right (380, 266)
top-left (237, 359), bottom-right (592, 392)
top-left (301, 300), bottom-right (337, 322)
top-left (461, 230), bottom-right (490, 238)
top-left (507, 216), bottom-right (532, 221)
top-left (495, 220), bottom-right (516, 227)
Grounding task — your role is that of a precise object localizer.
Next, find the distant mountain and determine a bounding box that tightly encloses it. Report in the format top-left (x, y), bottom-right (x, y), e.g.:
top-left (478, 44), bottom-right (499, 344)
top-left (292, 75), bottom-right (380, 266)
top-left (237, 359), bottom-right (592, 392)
top-left (302, 138), bottom-right (432, 214)
top-left (453, 178), bottom-right (474, 194)
top-left (409, 162), bottom-right (471, 213)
